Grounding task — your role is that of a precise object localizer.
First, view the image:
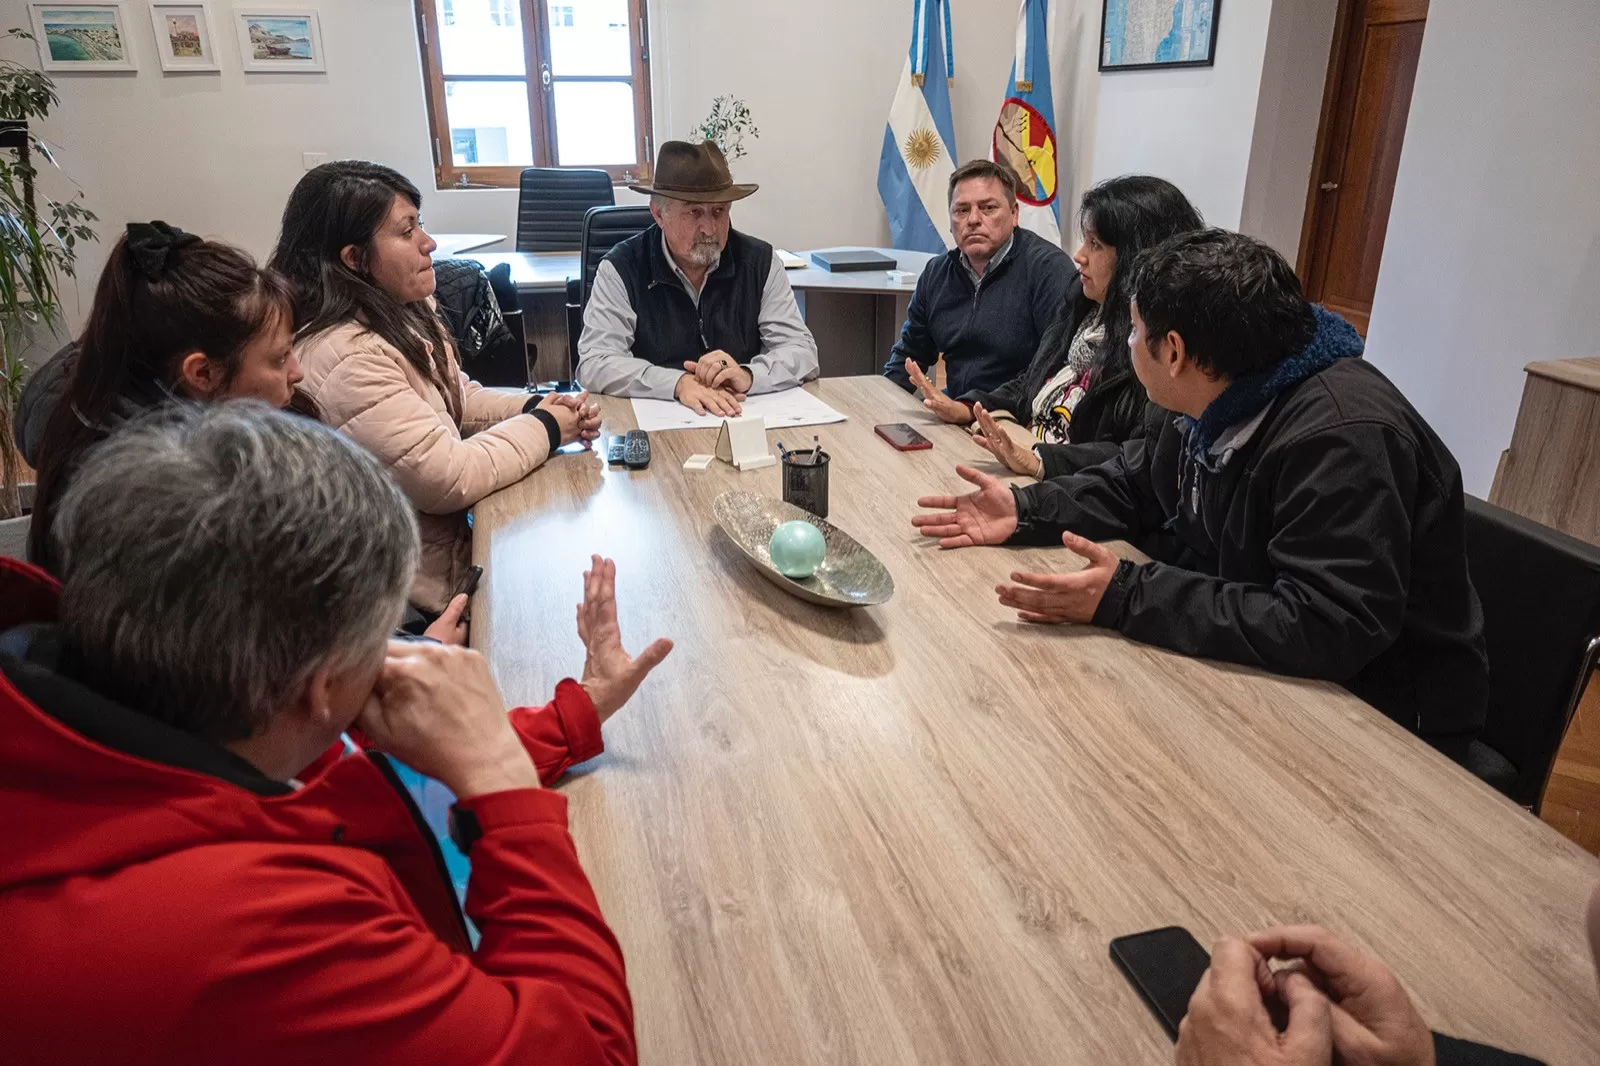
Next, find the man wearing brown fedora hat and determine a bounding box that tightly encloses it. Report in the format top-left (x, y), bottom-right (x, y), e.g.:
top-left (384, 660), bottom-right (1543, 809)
top-left (577, 140), bottom-right (818, 416)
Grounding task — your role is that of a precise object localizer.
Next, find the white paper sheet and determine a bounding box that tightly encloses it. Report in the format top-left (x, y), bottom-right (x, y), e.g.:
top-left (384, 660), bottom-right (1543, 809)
top-left (630, 388), bottom-right (849, 433)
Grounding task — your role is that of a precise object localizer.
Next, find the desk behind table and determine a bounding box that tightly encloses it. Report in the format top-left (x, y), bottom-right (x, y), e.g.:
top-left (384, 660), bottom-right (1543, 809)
top-left (461, 247), bottom-right (934, 383)
top-left (468, 376), bottom-right (1600, 1065)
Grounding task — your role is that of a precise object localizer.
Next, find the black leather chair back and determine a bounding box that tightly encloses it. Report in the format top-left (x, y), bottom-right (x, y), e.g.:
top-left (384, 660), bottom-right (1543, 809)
top-left (516, 168), bottom-right (614, 252)
top-left (1464, 495), bottom-right (1600, 808)
top-left (578, 204), bottom-right (655, 303)
top-left (564, 204), bottom-right (655, 379)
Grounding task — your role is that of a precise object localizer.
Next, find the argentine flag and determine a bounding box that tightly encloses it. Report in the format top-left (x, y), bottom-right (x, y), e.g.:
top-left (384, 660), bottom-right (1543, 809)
top-left (878, 0), bottom-right (958, 254)
top-left (992, 0), bottom-right (1062, 245)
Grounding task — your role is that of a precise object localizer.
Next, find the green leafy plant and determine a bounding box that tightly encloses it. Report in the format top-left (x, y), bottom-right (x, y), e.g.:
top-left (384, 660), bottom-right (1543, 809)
top-left (691, 95), bottom-right (759, 162)
top-left (0, 27), bottom-right (97, 519)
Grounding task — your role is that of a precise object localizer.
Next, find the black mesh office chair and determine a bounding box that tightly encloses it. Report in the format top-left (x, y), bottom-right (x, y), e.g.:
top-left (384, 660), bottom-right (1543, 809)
top-left (564, 204), bottom-right (655, 380)
top-left (1463, 495), bottom-right (1600, 812)
top-left (515, 168), bottom-right (615, 252)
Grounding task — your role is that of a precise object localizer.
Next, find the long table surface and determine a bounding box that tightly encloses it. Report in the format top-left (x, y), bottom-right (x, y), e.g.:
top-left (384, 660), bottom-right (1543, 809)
top-left (471, 376), bottom-right (1600, 1065)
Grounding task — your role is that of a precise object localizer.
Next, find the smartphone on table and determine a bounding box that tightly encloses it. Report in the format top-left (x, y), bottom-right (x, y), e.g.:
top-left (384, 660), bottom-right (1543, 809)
top-left (874, 423), bottom-right (933, 451)
top-left (1109, 926), bottom-right (1212, 1040)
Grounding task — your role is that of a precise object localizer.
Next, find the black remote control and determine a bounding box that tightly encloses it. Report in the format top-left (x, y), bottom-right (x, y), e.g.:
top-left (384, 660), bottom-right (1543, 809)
top-left (606, 436), bottom-right (628, 466)
top-left (623, 429), bottom-right (651, 470)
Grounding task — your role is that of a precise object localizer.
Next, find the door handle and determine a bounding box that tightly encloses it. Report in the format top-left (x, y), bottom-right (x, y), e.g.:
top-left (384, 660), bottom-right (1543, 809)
top-left (1320, 181), bottom-right (1340, 192)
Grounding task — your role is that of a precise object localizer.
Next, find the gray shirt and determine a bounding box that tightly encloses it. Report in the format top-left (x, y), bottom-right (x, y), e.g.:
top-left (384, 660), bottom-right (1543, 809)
top-left (576, 236), bottom-right (820, 399)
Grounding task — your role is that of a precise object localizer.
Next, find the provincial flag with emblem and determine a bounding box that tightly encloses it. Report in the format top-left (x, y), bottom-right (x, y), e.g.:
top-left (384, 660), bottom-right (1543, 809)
top-left (992, 0), bottom-right (1061, 245)
top-left (878, 0), bottom-right (958, 253)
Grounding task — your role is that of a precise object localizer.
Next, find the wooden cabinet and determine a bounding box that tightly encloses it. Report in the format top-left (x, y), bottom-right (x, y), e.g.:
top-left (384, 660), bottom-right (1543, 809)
top-left (1490, 358), bottom-right (1600, 546)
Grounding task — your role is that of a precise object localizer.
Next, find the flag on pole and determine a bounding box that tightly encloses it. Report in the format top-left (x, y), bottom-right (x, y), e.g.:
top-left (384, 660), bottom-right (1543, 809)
top-left (878, 0), bottom-right (958, 253)
top-left (991, 0), bottom-right (1061, 245)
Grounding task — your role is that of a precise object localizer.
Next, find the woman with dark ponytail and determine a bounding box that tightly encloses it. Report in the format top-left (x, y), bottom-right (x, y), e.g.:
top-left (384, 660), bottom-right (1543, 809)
top-left (28, 223), bottom-right (301, 570)
top-left (906, 176), bottom-right (1204, 479)
top-left (270, 161), bottom-right (600, 616)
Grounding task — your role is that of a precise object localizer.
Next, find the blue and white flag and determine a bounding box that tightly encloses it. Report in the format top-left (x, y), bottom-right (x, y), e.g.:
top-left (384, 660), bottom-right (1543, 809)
top-left (991, 0), bottom-right (1061, 245)
top-left (878, 0), bottom-right (958, 253)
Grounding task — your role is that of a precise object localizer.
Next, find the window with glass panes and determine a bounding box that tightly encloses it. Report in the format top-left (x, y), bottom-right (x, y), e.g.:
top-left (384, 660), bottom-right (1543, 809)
top-left (415, 0), bottom-right (653, 189)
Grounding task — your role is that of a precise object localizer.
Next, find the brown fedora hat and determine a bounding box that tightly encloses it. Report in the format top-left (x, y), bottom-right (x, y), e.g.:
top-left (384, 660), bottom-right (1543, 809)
top-left (629, 140), bottom-right (757, 203)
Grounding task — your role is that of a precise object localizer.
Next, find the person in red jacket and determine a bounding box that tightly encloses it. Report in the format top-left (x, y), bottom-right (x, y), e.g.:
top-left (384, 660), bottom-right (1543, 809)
top-left (0, 401), bottom-right (669, 1065)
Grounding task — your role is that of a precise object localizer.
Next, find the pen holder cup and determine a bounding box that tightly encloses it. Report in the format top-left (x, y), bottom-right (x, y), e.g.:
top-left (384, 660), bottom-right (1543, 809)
top-left (781, 450), bottom-right (830, 519)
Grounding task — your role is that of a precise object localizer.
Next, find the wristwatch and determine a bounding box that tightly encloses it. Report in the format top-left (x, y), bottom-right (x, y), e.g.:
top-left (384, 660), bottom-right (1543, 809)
top-left (447, 804), bottom-right (482, 855)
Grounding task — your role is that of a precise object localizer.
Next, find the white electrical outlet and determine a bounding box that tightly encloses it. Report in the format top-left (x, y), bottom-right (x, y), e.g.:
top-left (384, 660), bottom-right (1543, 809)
top-left (301, 152), bottom-right (329, 171)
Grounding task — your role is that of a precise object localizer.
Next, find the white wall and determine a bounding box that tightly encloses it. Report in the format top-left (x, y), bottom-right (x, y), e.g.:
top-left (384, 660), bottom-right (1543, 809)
top-left (1363, 0), bottom-right (1600, 496)
top-left (1238, 0), bottom-right (1336, 259)
top-left (4, 0), bottom-right (1105, 349)
top-left (1090, 0), bottom-right (1275, 229)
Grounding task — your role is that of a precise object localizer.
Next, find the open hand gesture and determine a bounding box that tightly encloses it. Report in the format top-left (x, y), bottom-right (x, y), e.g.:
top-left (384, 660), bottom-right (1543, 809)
top-left (910, 465), bottom-right (1019, 548)
top-left (577, 555), bottom-right (674, 723)
top-left (906, 360), bottom-right (974, 424)
top-left (994, 531), bottom-right (1119, 624)
top-left (972, 402), bottom-right (1042, 477)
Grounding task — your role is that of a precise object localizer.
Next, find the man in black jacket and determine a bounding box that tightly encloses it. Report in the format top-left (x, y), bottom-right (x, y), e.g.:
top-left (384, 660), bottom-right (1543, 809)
top-left (911, 230), bottom-right (1487, 758)
top-left (883, 160), bottom-right (1073, 398)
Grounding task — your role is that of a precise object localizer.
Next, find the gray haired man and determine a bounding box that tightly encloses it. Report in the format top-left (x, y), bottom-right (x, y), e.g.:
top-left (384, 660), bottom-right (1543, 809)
top-left (577, 139), bottom-right (819, 416)
top-left (0, 402), bottom-right (664, 1063)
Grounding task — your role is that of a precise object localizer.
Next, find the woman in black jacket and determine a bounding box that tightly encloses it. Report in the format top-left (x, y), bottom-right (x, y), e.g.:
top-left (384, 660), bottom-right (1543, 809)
top-left (906, 176), bottom-right (1202, 479)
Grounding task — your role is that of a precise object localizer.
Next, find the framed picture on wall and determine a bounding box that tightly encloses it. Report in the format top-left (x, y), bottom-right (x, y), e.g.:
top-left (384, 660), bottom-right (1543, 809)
top-left (1100, 0), bottom-right (1222, 72)
top-left (27, 3), bottom-right (139, 71)
top-left (148, 3), bottom-right (220, 71)
top-left (233, 8), bottom-right (324, 72)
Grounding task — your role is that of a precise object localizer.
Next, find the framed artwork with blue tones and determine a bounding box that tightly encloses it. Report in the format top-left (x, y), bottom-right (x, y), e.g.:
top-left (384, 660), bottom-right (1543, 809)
top-left (1100, 0), bottom-right (1221, 72)
top-left (233, 8), bottom-right (324, 72)
top-left (28, 4), bottom-right (139, 72)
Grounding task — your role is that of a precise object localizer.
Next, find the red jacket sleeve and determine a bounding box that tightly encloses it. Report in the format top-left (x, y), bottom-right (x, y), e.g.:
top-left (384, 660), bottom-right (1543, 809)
top-left (459, 788), bottom-right (635, 1063)
top-left (172, 791), bottom-right (635, 1065)
top-left (509, 678), bottom-right (605, 785)
top-left (340, 678), bottom-right (603, 787)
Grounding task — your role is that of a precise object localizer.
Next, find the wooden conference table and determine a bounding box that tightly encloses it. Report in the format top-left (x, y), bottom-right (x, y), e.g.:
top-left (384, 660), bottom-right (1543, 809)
top-left (471, 377), bottom-right (1600, 1064)
top-left (465, 247), bottom-right (936, 381)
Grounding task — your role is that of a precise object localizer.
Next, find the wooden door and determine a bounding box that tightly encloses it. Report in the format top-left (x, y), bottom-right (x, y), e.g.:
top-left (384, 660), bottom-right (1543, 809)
top-left (1298, 0), bottom-right (1429, 334)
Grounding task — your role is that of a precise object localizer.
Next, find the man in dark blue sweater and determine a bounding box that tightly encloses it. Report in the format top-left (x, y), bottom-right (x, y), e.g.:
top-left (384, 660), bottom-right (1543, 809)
top-left (882, 160), bottom-right (1074, 399)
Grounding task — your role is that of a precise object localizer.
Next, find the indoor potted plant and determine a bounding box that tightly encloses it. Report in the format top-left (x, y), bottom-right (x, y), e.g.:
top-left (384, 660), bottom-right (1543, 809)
top-left (0, 27), bottom-right (97, 539)
top-left (692, 95), bottom-right (759, 162)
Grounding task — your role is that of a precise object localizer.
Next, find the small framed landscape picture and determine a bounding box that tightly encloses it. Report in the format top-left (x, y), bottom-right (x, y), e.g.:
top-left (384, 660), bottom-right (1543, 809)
top-left (148, 3), bottom-right (220, 71)
top-left (234, 8), bottom-right (324, 73)
top-left (28, 4), bottom-right (139, 71)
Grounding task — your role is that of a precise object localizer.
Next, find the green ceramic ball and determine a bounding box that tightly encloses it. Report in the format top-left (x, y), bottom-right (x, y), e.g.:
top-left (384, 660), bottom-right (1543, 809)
top-left (769, 520), bottom-right (827, 578)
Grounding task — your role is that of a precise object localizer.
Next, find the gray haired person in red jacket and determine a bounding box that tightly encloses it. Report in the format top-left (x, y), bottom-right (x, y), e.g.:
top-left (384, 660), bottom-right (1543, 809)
top-left (0, 401), bottom-right (669, 1065)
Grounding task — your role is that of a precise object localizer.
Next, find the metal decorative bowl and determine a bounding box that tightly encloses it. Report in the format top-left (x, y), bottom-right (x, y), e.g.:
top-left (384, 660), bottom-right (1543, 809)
top-left (712, 490), bottom-right (895, 608)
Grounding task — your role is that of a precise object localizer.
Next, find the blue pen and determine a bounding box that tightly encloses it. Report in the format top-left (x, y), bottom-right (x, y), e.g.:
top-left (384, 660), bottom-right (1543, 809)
top-left (776, 440), bottom-right (788, 463)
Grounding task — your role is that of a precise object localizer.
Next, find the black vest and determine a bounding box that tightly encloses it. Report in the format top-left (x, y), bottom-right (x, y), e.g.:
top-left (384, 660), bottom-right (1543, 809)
top-left (604, 225), bottom-right (771, 368)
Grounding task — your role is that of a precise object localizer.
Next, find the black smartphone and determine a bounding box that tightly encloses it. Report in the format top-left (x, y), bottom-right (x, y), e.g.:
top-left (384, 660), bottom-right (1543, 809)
top-left (874, 422), bottom-right (933, 451)
top-left (1109, 926), bottom-right (1212, 1040)
top-left (452, 564), bottom-right (483, 600)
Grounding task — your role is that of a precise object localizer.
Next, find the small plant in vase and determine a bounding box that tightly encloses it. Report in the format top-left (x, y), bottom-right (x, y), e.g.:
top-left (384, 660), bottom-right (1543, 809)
top-left (0, 27), bottom-right (97, 520)
top-left (692, 95), bottom-right (759, 162)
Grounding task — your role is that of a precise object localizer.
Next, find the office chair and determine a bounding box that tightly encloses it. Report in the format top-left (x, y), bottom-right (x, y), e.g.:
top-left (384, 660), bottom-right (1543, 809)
top-left (515, 168), bottom-right (615, 252)
top-left (564, 204), bottom-right (655, 380)
top-left (1463, 495), bottom-right (1600, 812)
